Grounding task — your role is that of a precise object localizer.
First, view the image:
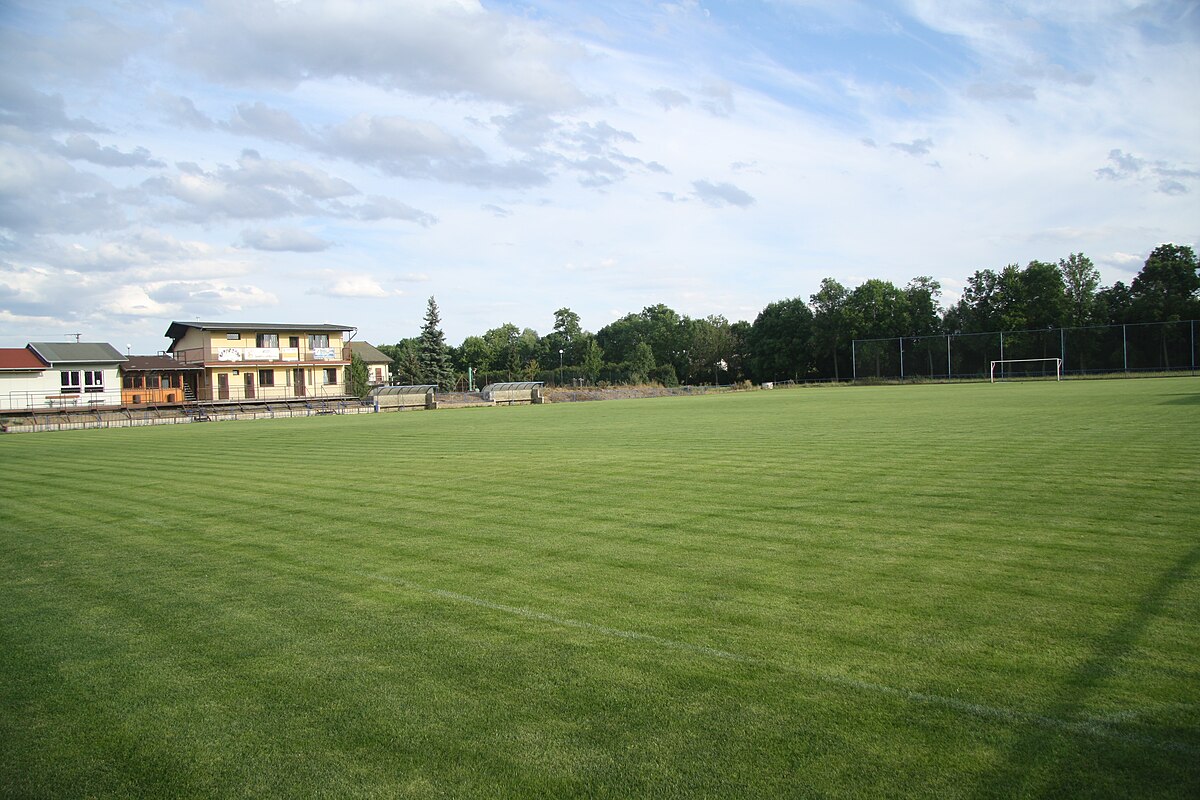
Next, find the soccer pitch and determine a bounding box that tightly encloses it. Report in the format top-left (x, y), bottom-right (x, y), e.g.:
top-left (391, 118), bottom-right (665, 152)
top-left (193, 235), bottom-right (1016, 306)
top-left (2, 379), bottom-right (1197, 798)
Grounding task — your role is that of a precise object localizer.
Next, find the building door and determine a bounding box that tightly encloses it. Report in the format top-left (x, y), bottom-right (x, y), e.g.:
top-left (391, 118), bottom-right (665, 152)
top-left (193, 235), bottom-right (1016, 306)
top-left (244, 372), bottom-right (255, 399)
top-left (217, 373), bottom-right (229, 400)
top-left (293, 368), bottom-right (306, 397)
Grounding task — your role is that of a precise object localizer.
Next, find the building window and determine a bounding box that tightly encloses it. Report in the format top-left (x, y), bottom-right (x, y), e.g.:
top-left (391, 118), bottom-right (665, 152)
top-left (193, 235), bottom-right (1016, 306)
top-left (226, 332), bottom-right (240, 340)
top-left (309, 334), bottom-right (330, 349)
top-left (323, 368), bottom-right (337, 385)
top-left (146, 374), bottom-right (161, 389)
top-left (83, 370), bottom-right (104, 393)
top-left (257, 333), bottom-right (279, 348)
top-left (171, 374), bottom-right (183, 389)
top-left (259, 369), bottom-right (275, 387)
top-left (289, 336), bottom-right (300, 349)
top-left (60, 370), bottom-right (81, 394)
top-left (123, 374), bottom-right (135, 389)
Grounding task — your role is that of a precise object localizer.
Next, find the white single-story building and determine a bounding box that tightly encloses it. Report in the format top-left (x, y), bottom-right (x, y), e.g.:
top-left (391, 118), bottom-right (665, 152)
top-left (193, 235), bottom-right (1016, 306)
top-left (0, 342), bottom-right (127, 410)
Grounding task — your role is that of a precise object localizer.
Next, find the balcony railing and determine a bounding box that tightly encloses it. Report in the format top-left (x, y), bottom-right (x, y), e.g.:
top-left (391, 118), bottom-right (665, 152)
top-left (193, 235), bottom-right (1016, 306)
top-left (2, 389), bottom-right (122, 411)
top-left (173, 345), bottom-right (352, 365)
top-left (196, 383), bottom-right (350, 404)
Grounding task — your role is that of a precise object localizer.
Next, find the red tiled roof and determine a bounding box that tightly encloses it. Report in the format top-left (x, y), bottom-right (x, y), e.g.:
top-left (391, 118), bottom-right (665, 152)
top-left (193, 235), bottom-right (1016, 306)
top-left (0, 348), bottom-right (47, 370)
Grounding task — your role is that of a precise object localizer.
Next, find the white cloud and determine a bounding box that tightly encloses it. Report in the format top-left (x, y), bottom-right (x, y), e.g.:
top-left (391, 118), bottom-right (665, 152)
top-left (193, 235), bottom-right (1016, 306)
top-left (33, 230), bottom-right (224, 273)
top-left (172, 0), bottom-right (587, 110)
top-left (230, 150), bottom-right (357, 199)
top-left (148, 281), bottom-right (278, 313)
top-left (650, 88), bottom-right (691, 110)
top-left (56, 134), bottom-right (164, 168)
top-left (965, 82), bottom-right (1036, 102)
top-left (153, 92), bottom-right (216, 130)
top-left (699, 80), bottom-right (735, 117)
top-left (240, 227), bottom-right (331, 252)
top-left (890, 138), bottom-right (935, 156)
top-left (0, 7), bottom-right (147, 84)
top-left (344, 196), bottom-right (438, 226)
top-left (1095, 148), bottom-right (1199, 195)
top-left (0, 144), bottom-right (125, 233)
top-left (140, 151), bottom-right (370, 222)
top-left (226, 102), bottom-right (314, 146)
top-left (321, 275), bottom-right (395, 299)
top-left (692, 180), bottom-right (755, 208)
top-left (0, 80), bottom-right (104, 132)
top-left (105, 285), bottom-right (176, 318)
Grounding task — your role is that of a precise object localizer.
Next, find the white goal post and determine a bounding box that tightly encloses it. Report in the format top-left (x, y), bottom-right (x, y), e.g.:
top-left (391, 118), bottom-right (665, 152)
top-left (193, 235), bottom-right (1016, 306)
top-left (990, 358), bottom-right (1062, 382)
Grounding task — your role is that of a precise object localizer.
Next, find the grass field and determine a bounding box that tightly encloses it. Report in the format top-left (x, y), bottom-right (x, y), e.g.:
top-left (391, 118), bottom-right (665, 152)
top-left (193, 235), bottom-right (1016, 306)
top-left (1, 379), bottom-right (1198, 798)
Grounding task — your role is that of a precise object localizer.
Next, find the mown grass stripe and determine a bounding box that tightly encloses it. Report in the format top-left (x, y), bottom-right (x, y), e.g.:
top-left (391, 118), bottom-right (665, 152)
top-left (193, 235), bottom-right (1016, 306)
top-left (358, 569), bottom-right (1199, 756)
top-left (2, 378), bottom-right (1197, 797)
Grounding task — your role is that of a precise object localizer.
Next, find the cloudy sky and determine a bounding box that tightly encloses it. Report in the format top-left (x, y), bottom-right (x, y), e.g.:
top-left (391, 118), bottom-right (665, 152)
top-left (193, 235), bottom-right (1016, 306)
top-left (1, 0), bottom-right (1197, 352)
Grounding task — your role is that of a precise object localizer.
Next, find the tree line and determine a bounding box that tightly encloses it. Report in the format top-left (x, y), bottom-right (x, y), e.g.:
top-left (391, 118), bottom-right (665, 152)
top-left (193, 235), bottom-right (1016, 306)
top-left (376, 243), bottom-right (1198, 390)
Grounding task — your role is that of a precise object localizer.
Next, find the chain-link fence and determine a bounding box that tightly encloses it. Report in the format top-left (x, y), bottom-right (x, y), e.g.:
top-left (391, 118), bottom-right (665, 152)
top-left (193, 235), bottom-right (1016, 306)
top-left (852, 320), bottom-right (1198, 380)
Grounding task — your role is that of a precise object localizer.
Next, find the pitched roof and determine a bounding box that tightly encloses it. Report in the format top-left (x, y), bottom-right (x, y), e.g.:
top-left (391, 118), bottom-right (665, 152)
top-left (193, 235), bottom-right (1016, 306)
top-left (0, 348), bottom-right (47, 371)
top-left (165, 321), bottom-right (355, 341)
top-left (348, 341), bottom-right (392, 364)
top-left (27, 342), bottom-right (126, 365)
top-left (122, 355), bottom-right (204, 372)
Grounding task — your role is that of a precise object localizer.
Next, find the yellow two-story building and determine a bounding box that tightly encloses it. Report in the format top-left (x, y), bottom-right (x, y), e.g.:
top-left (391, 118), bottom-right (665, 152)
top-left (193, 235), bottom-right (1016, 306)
top-left (165, 321), bottom-right (355, 404)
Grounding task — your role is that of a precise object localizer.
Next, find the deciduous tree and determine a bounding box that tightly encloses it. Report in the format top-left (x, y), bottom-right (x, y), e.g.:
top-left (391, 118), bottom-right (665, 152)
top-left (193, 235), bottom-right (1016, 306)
top-left (748, 297), bottom-right (813, 382)
top-left (1059, 253), bottom-right (1101, 327)
top-left (1131, 243), bottom-right (1200, 323)
top-left (810, 278), bottom-right (849, 380)
top-left (378, 339), bottom-right (421, 385)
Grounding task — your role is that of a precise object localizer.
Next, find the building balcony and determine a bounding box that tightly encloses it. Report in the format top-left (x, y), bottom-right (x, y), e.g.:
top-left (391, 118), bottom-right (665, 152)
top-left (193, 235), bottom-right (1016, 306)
top-left (172, 345), bottom-right (352, 366)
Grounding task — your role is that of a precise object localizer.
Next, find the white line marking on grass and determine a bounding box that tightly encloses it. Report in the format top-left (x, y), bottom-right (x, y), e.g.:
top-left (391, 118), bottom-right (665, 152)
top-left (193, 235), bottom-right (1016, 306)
top-left (361, 572), bottom-right (1198, 756)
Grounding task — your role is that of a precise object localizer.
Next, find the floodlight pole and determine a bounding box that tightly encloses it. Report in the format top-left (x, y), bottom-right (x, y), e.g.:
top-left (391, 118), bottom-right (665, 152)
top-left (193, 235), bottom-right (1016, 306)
top-left (558, 349), bottom-right (564, 387)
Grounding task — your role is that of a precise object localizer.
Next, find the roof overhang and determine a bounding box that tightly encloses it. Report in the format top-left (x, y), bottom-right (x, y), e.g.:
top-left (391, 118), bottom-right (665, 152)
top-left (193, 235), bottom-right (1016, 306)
top-left (166, 321), bottom-right (356, 339)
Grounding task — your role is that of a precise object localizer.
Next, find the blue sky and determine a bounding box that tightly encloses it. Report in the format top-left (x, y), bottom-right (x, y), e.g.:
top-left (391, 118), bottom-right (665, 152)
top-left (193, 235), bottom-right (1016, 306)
top-left (1, 0), bottom-right (1197, 353)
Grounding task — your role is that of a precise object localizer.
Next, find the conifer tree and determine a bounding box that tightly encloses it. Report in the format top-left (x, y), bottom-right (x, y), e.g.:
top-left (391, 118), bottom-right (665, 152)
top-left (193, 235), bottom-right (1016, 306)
top-left (419, 296), bottom-right (454, 389)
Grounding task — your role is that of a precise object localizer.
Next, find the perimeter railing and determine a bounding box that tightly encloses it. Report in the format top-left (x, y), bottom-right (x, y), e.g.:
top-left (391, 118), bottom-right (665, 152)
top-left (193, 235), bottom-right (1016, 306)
top-left (851, 319), bottom-right (1198, 380)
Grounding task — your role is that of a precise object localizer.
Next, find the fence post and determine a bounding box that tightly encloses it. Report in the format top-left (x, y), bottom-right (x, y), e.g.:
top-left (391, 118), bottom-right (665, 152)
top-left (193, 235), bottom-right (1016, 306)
top-left (1060, 327), bottom-right (1066, 375)
top-left (1123, 325), bottom-right (1128, 373)
top-left (999, 331), bottom-right (1005, 379)
top-left (899, 337), bottom-right (904, 379)
top-left (946, 335), bottom-right (952, 379)
top-left (1192, 320), bottom-right (1196, 376)
top-left (852, 341), bottom-right (857, 381)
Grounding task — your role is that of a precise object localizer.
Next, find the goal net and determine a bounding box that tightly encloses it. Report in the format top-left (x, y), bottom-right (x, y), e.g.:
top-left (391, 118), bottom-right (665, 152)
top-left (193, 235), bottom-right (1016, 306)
top-left (990, 358), bottom-right (1062, 382)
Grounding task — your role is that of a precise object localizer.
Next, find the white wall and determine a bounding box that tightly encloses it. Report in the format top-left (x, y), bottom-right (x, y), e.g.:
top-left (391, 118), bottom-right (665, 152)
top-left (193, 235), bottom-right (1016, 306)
top-left (0, 366), bottom-right (122, 410)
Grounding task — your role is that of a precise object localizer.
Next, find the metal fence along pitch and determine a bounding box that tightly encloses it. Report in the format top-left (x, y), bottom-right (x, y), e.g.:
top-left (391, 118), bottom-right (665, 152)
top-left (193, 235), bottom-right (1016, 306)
top-left (851, 319), bottom-right (1198, 380)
